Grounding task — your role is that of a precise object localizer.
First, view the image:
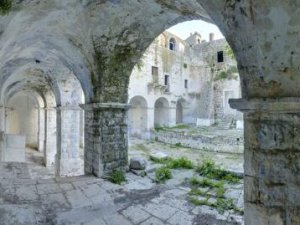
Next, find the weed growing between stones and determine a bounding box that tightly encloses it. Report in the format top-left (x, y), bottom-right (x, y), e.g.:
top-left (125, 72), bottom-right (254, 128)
top-left (189, 176), bottom-right (242, 215)
top-left (196, 158), bottom-right (241, 184)
top-left (109, 169), bottom-right (126, 185)
top-left (155, 167), bottom-right (172, 183)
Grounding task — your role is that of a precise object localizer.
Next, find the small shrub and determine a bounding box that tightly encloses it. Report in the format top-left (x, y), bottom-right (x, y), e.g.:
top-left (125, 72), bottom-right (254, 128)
top-left (174, 142), bottom-right (182, 147)
top-left (109, 169), bottom-right (126, 185)
top-left (167, 157), bottom-right (193, 169)
top-left (155, 167), bottom-right (172, 183)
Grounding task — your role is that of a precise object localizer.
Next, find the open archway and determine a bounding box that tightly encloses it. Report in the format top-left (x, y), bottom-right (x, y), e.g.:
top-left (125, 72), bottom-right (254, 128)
top-left (154, 97), bottom-right (170, 127)
top-left (128, 96), bottom-right (148, 138)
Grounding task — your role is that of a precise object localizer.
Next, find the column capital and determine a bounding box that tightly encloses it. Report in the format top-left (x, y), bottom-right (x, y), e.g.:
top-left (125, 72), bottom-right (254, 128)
top-left (229, 97), bottom-right (300, 113)
top-left (80, 102), bottom-right (130, 110)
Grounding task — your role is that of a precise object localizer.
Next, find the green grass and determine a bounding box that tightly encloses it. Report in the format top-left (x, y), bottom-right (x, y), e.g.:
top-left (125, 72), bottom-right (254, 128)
top-left (108, 169), bottom-right (126, 185)
top-left (190, 177), bottom-right (223, 189)
top-left (150, 156), bottom-right (194, 169)
top-left (154, 124), bottom-right (190, 132)
top-left (155, 167), bottom-right (172, 183)
top-left (189, 176), bottom-right (243, 215)
top-left (166, 157), bottom-right (193, 169)
top-left (196, 159), bottom-right (241, 184)
top-left (190, 196), bottom-right (242, 214)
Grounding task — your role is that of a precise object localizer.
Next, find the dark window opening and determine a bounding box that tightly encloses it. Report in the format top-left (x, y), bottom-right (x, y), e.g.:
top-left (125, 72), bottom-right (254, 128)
top-left (217, 51), bottom-right (224, 63)
top-left (152, 66), bottom-right (159, 83)
top-left (169, 38), bottom-right (176, 51)
top-left (183, 63), bottom-right (187, 69)
top-left (164, 75), bottom-right (169, 86)
top-left (184, 79), bottom-right (188, 89)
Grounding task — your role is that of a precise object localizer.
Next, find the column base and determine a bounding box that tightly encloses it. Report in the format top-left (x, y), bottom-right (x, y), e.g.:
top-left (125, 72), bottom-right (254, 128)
top-left (55, 155), bottom-right (84, 177)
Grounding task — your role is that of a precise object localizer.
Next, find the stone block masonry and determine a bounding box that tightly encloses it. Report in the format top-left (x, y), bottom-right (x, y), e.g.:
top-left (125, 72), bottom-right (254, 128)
top-left (82, 103), bottom-right (129, 177)
top-left (151, 129), bottom-right (244, 154)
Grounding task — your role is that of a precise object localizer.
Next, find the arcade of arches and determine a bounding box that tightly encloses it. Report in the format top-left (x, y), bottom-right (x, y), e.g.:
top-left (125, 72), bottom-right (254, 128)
top-left (0, 1), bottom-right (299, 224)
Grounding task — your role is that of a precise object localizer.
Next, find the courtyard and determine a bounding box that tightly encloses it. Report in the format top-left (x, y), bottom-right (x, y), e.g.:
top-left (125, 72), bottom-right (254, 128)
top-left (0, 126), bottom-right (244, 225)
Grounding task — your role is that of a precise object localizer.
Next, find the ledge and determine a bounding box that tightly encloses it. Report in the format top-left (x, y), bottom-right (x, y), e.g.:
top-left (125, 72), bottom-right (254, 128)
top-left (229, 97), bottom-right (300, 113)
top-left (80, 102), bottom-right (130, 110)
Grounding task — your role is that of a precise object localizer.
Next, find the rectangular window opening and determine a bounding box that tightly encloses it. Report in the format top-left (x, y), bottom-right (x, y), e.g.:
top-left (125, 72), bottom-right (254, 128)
top-left (152, 66), bottom-right (159, 83)
top-left (217, 51), bottom-right (224, 63)
top-left (184, 79), bottom-right (188, 89)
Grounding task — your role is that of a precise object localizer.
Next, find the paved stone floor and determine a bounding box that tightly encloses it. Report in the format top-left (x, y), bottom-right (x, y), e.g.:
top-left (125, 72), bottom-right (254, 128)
top-left (0, 147), bottom-right (244, 225)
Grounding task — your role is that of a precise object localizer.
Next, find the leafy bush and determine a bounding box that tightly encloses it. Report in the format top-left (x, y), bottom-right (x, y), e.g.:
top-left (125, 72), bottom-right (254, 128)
top-left (150, 156), bottom-right (193, 170)
top-left (166, 157), bottom-right (193, 169)
top-left (155, 167), bottom-right (172, 183)
top-left (109, 169), bottom-right (126, 185)
top-left (0, 0), bottom-right (12, 15)
top-left (174, 142), bottom-right (182, 147)
top-left (196, 159), bottom-right (240, 184)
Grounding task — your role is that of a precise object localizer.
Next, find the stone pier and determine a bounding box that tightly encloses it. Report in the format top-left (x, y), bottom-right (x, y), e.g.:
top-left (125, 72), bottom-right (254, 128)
top-left (230, 98), bottom-right (300, 225)
top-left (45, 107), bottom-right (57, 167)
top-left (81, 103), bottom-right (129, 177)
top-left (56, 106), bottom-right (83, 177)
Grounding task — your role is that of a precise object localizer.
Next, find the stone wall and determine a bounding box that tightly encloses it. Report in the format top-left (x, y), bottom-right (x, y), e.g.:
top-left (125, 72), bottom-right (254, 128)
top-left (151, 130), bottom-right (244, 154)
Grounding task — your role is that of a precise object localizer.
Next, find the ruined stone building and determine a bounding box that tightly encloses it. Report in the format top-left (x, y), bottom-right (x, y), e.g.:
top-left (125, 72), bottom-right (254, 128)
top-left (128, 31), bottom-right (242, 138)
top-left (0, 1), bottom-right (299, 224)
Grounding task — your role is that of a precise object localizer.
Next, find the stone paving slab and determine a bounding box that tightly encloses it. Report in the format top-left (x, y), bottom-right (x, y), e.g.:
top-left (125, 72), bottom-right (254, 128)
top-left (121, 205), bottom-right (151, 224)
top-left (0, 150), bottom-right (244, 225)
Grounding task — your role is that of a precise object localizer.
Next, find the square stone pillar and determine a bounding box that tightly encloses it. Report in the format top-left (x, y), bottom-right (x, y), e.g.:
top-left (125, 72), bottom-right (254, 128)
top-left (0, 105), bottom-right (5, 131)
top-left (169, 103), bottom-right (177, 127)
top-left (56, 106), bottom-right (83, 177)
top-left (230, 98), bottom-right (300, 225)
top-left (38, 107), bottom-right (45, 152)
top-left (81, 103), bottom-right (129, 177)
top-left (45, 107), bottom-right (57, 167)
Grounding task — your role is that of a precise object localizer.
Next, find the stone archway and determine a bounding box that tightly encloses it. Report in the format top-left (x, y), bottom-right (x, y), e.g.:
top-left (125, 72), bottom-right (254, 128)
top-left (154, 97), bottom-right (170, 127)
top-left (128, 96), bottom-right (148, 138)
top-left (6, 92), bottom-right (40, 150)
top-left (0, 1), bottom-right (299, 223)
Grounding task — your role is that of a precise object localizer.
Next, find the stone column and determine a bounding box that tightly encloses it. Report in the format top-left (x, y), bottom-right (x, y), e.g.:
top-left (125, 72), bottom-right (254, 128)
top-left (145, 107), bottom-right (154, 139)
top-left (230, 98), bottom-right (300, 225)
top-left (38, 107), bottom-right (45, 152)
top-left (0, 106), bottom-right (4, 161)
top-left (0, 105), bottom-right (5, 131)
top-left (81, 103), bottom-right (129, 177)
top-left (169, 102), bottom-right (177, 127)
top-left (56, 106), bottom-right (83, 177)
top-left (45, 107), bottom-right (57, 167)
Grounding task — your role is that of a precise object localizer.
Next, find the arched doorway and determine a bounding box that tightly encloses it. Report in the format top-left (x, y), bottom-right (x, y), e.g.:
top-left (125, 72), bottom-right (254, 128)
top-left (128, 96), bottom-right (148, 138)
top-left (154, 97), bottom-right (169, 127)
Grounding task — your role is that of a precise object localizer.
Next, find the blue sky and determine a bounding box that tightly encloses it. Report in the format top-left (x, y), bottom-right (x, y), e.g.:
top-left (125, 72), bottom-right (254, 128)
top-left (167, 20), bottom-right (224, 41)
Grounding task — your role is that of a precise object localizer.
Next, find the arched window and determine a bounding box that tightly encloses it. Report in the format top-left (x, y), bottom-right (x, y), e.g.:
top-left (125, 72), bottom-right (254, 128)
top-left (169, 38), bottom-right (176, 51)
